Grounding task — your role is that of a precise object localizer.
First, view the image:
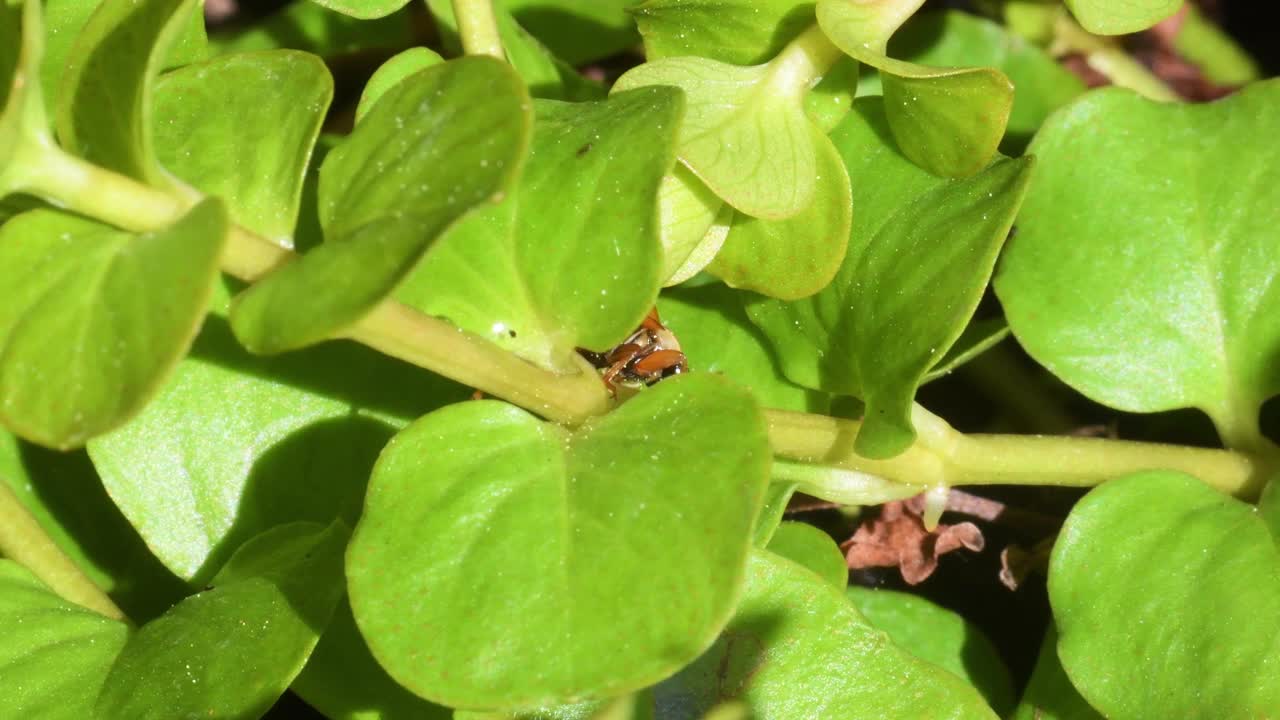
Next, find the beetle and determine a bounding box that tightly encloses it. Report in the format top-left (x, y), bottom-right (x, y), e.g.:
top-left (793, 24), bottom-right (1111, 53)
top-left (579, 307), bottom-right (688, 394)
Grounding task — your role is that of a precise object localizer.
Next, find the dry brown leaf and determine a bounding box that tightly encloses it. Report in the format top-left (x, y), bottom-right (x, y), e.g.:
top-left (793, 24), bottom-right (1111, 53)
top-left (841, 497), bottom-right (985, 585)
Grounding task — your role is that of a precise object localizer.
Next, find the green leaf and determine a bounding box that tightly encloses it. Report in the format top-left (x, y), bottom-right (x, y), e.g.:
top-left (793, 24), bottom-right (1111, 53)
top-left (847, 587), bottom-right (1016, 716)
top-left (355, 47), bottom-right (443, 125)
top-left (347, 375), bottom-right (771, 709)
top-left (613, 57), bottom-right (820, 220)
top-left (746, 99), bottom-right (1032, 458)
top-left (1065, 0), bottom-right (1182, 35)
top-left (229, 57), bottom-right (530, 354)
top-left (0, 432), bottom-right (188, 621)
top-left (765, 522), bottom-right (846, 589)
top-left (154, 49), bottom-right (333, 241)
top-left (43, 0), bottom-right (206, 117)
top-left (657, 283), bottom-right (829, 413)
top-left (656, 165), bottom-right (724, 285)
top-left (425, 0), bottom-right (605, 101)
top-left (654, 550), bottom-right (999, 718)
top-left (632, 0), bottom-right (814, 66)
top-left (88, 280), bottom-right (471, 583)
top-left (0, 200), bottom-right (228, 449)
top-left (211, 1), bottom-right (414, 56)
top-left (1011, 625), bottom-right (1103, 720)
top-left (891, 11), bottom-right (1085, 151)
top-left (96, 521), bottom-right (348, 719)
top-left (632, 0), bottom-right (859, 134)
top-left (307, 0), bottom-right (409, 20)
top-left (707, 121), bottom-right (851, 299)
top-left (503, 0), bottom-right (638, 66)
top-left (398, 87), bottom-right (681, 370)
top-left (995, 82), bottom-right (1280, 452)
top-left (293, 598), bottom-right (453, 720)
top-left (55, 0), bottom-right (201, 185)
top-left (817, 0), bottom-right (1013, 178)
top-left (1049, 470), bottom-right (1280, 718)
top-left (0, 560), bottom-right (129, 719)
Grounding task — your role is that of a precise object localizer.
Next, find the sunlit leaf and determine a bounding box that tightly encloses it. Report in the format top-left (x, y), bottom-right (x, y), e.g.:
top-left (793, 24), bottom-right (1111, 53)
top-left (347, 375), bottom-right (770, 708)
top-left (0, 201), bottom-right (227, 449)
top-left (996, 82), bottom-right (1280, 452)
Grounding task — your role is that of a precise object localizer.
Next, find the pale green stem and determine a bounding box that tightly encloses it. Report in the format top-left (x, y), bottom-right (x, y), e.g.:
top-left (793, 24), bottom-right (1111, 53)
top-left (18, 144), bottom-right (611, 425)
top-left (771, 458), bottom-right (925, 506)
top-left (15, 131), bottom-right (1270, 503)
top-left (766, 406), bottom-right (1267, 499)
top-left (765, 23), bottom-right (845, 96)
top-left (1052, 11), bottom-right (1180, 102)
top-left (0, 479), bottom-right (127, 622)
top-left (451, 0), bottom-right (505, 60)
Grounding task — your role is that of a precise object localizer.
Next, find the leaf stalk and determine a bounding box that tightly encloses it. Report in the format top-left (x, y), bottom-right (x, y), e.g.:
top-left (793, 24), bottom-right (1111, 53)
top-left (451, 0), bottom-right (505, 60)
top-left (0, 478), bottom-right (127, 621)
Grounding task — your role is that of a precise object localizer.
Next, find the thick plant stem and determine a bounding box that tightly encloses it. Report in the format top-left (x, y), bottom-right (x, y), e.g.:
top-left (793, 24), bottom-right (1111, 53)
top-left (17, 143), bottom-right (1268, 498)
top-left (766, 407), bottom-right (1267, 499)
top-left (0, 479), bottom-right (127, 622)
top-left (451, 0), bottom-right (505, 60)
top-left (20, 145), bottom-right (611, 425)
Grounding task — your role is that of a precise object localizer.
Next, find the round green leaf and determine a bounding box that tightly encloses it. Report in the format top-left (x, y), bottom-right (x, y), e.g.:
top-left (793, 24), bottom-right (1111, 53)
top-left (230, 57), bottom-right (530, 354)
top-left (398, 87), bottom-right (681, 370)
top-left (0, 559), bottom-right (129, 719)
top-left (765, 522), bottom-right (847, 589)
top-left (847, 587), bottom-right (1015, 716)
top-left (355, 47), bottom-right (443, 126)
top-left (88, 280), bottom-right (470, 583)
top-left (654, 550), bottom-right (999, 718)
top-left (817, 0), bottom-right (1013, 178)
top-left (707, 122), bottom-right (851, 300)
top-left (347, 375), bottom-right (771, 709)
top-left (153, 49), bottom-right (333, 242)
top-left (746, 99), bottom-right (1031, 458)
top-left (995, 82), bottom-right (1280, 451)
top-left (55, 0), bottom-right (200, 186)
top-left (307, 0), bottom-right (410, 20)
top-left (96, 522), bottom-right (348, 720)
top-left (1049, 470), bottom-right (1280, 718)
top-left (0, 200), bottom-right (228, 449)
top-left (891, 11), bottom-right (1085, 151)
top-left (613, 57), bottom-right (816, 220)
top-left (1065, 0), bottom-right (1182, 35)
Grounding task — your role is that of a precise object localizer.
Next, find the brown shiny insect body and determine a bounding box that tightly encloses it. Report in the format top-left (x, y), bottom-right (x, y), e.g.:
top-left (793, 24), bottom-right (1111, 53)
top-left (579, 308), bottom-right (688, 394)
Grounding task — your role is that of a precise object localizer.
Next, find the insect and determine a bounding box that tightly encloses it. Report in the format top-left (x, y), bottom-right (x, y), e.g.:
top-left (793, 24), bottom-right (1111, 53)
top-left (579, 308), bottom-right (688, 394)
